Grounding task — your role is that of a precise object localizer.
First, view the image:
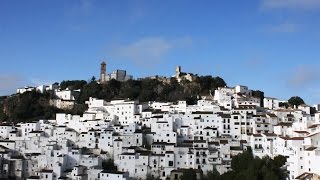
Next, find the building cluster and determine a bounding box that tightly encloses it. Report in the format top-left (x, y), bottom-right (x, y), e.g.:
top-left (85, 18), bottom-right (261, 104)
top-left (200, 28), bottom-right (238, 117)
top-left (16, 83), bottom-right (59, 94)
top-left (99, 62), bottom-right (133, 83)
top-left (49, 89), bottom-right (81, 110)
top-left (174, 66), bottom-right (197, 83)
top-left (8, 82), bottom-right (320, 179)
top-left (16, 84), bottom-right (80, 111)
top-left (141, 65), bottom-right (197, 84)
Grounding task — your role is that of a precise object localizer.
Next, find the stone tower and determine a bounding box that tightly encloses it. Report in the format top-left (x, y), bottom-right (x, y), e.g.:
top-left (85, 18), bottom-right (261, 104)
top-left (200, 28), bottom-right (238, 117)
top-left (175, 66), bottom-right (181, 77)
top-left (100, 61), bottom-right (106, 83)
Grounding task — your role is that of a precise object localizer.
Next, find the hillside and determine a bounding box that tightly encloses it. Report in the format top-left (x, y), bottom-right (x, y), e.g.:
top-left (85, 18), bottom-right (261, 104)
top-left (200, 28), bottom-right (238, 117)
top-left (0, 75), bottom-right (248, 123)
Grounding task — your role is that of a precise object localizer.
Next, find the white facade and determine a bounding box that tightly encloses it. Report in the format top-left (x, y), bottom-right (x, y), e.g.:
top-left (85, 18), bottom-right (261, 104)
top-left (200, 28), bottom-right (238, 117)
top-left (16, 87), bottom-right (36, 94)
top-left (0, 94), bottom-right (319, 180)
top-left (235, 85), bottom-right (252, 96)
top-left (54, 89), bottom-right (79, 101)
top-left (264, 97), bottom-right (280, 110)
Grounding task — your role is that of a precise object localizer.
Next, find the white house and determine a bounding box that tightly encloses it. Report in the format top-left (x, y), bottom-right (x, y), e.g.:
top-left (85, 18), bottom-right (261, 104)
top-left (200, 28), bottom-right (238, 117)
top-left (264, 97), bottom-right (280, 110)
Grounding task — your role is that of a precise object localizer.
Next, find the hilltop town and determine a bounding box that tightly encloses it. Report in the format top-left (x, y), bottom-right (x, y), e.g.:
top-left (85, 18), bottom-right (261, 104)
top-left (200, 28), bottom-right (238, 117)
top-left (0, 63), bottom-right (319, 180)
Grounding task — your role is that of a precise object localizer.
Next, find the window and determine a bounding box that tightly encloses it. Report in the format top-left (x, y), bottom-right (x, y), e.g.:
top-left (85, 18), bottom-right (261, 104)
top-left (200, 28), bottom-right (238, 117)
top-left (167, 160), bottom-right (174, 167)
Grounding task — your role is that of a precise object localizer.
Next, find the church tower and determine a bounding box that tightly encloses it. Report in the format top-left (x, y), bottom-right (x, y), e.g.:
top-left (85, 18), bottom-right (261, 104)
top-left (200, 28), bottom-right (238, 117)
top-left (175, 66), bottom-right (181, 78)
top-left (100, 61), bottom-right (106, 83)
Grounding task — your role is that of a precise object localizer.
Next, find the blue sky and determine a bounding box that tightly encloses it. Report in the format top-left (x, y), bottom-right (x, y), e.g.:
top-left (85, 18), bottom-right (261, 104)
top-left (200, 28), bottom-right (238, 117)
top-left (1, 0), bottom-right (320, 105)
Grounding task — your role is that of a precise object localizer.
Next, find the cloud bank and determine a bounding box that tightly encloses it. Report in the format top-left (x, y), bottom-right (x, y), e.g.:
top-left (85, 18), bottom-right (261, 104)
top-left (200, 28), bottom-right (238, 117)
top-left (108, 36), bottom-right (192, 67)
top-left (261, 0), bottom-right (320, 10)
top-left (268, 23), bottom-right (299, 33)
top-left (0, 74), bottom-right (25, 96)
top-left (287, 65), bottom-right (320, 88)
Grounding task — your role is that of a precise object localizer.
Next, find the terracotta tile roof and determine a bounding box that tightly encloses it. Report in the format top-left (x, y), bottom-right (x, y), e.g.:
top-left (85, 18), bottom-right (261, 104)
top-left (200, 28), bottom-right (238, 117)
top-left (279, 136), bottom-right (304, 140)
top-left (294, 131), bottom-right (309, 134)
top-left (305, 146), bottom-right (317, 151)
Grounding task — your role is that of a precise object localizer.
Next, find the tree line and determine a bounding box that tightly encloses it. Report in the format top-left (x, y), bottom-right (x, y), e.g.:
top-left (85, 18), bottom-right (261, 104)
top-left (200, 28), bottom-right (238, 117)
top-left (1, 74), bottom-right (309, 124)
top-left (64, 76), bottom-right (227, 104)
top-left (180, 149), bottom-right (287, 180)
top-left (0, 75), bottom-right (228, 123)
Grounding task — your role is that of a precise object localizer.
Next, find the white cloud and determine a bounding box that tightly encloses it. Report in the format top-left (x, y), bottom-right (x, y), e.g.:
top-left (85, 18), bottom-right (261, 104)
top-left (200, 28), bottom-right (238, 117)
top-left (30, 78), bottom-right (55, 87)
top-left (287, 65), bottom-right (320, 88)
top-left (268, 23), bottom-right (299, 33)
top-left (0, 74), bottom-right (25, 96)
top-left (0, 74), bottom-right (57, 96)
top-left (109, 36), bottom-right (192, 67)
top-left (73, 0), bottom-right (94, 14)
top-left (261, 0), bottom-right (320, 10)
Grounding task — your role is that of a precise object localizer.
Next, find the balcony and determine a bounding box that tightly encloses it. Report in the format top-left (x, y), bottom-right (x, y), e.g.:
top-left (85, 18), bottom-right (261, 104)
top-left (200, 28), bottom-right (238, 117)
top-left (208, 158), bottom-right (222, 164)
top-left (254, 148), bottom-right (264, 153)
top-left (202, 153), bottom-right (207, 157)
top-left (208, 152), bottom-right (219, 159)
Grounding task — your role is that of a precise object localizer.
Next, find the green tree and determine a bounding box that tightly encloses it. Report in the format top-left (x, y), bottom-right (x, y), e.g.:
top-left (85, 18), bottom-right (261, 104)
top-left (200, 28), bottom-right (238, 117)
top-left (231, 149), bottom-right (254, 172)
top-left (252, 90), bottom-right (265, 107)
top-left (78, 81), bottom-right (101, 103)
top-left (0, 96), bottom-right (8, 122)
top-left (60, 80), bottom-right (87, 90)
top-left (273, 155), bottom-right (286, 168)
top-left (67, 104), bottom-right (87, 115)
top-left (288, 96), bottom-right (305, 107)
top-left (90, 76), bottom-right (96, 82)
top-left (206, 167), bottom-right (220, 180)
top-left (106, 79), bottom-right (121, 98)
top-left (180, 169), bottom-right (198, 180)
top-left (138, 79), bottom-right (160, 102)
top-left (197, 76), bottom-right (226, 95)
top-left (2, 91), bottom-right (63, 123)
top-left (102, 159), bottom-right (117, 171)
top-left (146, 174), bottom-right (161, 180)
top-left (119, 79), bottom-right (141, 100)
top-left (220, 171), bottom-right (235, 180)
top-left (264, 171), bottom-right (278, 180)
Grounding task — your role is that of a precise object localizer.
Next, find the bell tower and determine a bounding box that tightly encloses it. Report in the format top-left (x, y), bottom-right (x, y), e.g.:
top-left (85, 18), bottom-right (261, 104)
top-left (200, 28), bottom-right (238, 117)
top-left (176, 66), bottom-right (181, 77)
top-left (100, 61), bottom-right (106, 83)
